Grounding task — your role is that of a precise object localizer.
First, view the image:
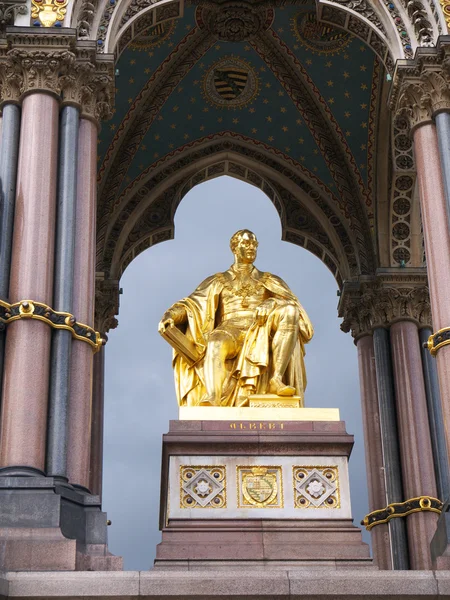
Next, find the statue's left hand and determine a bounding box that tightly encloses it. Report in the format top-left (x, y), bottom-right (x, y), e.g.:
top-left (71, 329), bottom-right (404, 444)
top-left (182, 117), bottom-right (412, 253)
top-left (255, 298), bottom-right (276, 326)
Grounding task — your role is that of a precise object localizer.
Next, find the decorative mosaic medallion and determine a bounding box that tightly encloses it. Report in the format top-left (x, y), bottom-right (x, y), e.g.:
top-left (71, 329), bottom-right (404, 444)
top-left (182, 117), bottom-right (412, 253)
top-left (293, 466), bottom-right (340, 508)
top-left (202, 56), bottom-right (260, 109)
top-left (291, 10), bottom-right (349, 55)
top-left (237, 466), bottom-right (283, 508)
top-left (180, 465), bottom-right (226, 508)
top-left (129, 20), bottom-right (176, 51)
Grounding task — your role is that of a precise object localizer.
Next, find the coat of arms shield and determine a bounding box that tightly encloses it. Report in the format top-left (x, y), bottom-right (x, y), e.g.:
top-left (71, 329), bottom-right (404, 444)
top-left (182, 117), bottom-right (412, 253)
top-left (242, 467), bottom-right (278, 507)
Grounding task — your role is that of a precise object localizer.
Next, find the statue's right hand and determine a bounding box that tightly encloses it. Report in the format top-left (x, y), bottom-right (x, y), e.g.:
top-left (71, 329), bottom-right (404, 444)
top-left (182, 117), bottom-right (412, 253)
top-left (158, 313), bottom-right (175, 334)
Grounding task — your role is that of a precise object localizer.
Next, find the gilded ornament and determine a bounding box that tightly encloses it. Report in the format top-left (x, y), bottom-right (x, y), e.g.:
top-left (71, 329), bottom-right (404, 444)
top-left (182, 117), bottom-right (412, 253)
top-left (237, 466), bottom-right (283, 508)
top-left (426, 326), bottom-right (450, 356)
top-left (31, 0), bottom-right (68, 27)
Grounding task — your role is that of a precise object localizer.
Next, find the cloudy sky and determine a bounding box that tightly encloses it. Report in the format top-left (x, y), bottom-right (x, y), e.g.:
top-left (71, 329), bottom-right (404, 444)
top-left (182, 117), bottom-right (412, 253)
top-left (102, 176), bottom-right (370, 570)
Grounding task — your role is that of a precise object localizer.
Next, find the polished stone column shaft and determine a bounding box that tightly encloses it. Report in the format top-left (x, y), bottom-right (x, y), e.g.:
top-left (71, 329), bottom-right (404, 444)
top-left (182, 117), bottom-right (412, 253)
top-left (372, 327), bottom-right (409, 570)
top-left (67, 118), bottom-right (97, 490)
top-left (390, 321), bottom-right (438, 570)
top-left (46, 106), bottom-right (80, 480)
top-left (435, 112), bottom-right (450, 235)
top-left (356, 334), bottom-right (392, 569)
top-left (90, 345), bottom-right (105, 498)
top-left (0, 104), bottom-right (21, 298)
top-left (0, 104), bottom-right (21, 398)
top-left (0, 94), bottom-right (59, 471)
top-left (414, 123), bottom-right (450, 477)
top-left (420, 327), bottom-right (450, 502)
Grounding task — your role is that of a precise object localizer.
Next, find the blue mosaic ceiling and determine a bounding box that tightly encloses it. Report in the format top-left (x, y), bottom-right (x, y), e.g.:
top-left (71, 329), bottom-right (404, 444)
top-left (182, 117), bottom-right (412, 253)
top-left (98, 3), bottom-right (380, 216)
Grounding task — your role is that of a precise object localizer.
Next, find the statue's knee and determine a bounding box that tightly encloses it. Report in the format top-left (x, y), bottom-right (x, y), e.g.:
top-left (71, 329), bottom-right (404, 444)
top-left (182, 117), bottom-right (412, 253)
top-left (283, 303), bottom-right (299, 322)
top-left (207, 330), bottom-right (229, 347)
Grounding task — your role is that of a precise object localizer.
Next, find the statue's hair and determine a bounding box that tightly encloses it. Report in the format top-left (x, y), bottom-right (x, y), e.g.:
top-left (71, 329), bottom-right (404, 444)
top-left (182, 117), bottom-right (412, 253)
top-left (230, 229), bottom-right (257, 252)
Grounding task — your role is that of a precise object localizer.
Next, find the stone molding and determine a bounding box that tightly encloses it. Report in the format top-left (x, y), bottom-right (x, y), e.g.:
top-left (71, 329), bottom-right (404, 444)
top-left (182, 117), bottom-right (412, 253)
top-left (391, 38), bottom-right (450, 130)
top-left (339, 271), bottom-right (431, 339)
top-left (95, 275), bottom-right (120, 334)
top-left (0, 0), bottom-right (27, 35)
top-left (0, 31), bottom-right (114, 121)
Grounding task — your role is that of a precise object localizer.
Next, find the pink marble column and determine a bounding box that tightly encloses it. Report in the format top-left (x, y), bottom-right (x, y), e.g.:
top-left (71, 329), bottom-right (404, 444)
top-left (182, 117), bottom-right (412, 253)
top-left (356, 335), bottom-right (392, 569)
top-left (0, 94), bottom-right (59, 471)
top-left (390, 320), bottom-right (438, 570)
top-left (67, 119), bottom-right (97, 490)
top-left (414, 123), bottom-right (450, 462)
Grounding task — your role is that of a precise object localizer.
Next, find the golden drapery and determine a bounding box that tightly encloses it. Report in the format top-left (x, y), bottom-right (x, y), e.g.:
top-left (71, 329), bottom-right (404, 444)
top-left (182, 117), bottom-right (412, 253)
top-left (171, 267), bottom-right (314, 406)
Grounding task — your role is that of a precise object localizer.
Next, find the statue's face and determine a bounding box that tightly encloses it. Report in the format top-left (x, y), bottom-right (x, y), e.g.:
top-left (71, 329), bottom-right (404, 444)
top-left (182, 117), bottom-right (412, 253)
top-left (233, 231), bottom-right (258, 264)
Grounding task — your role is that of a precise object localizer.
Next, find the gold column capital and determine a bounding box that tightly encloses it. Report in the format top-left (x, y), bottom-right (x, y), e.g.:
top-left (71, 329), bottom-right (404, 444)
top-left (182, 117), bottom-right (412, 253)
top-left (339, 271), bottom-right (432, 339)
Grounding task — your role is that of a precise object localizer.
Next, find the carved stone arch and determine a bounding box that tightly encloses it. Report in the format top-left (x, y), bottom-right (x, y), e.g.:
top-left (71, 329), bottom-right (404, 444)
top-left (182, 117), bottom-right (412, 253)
top-left (71, 0), bottom-right (436, 62)
top-left (98, 144), bottom-right (357, 289)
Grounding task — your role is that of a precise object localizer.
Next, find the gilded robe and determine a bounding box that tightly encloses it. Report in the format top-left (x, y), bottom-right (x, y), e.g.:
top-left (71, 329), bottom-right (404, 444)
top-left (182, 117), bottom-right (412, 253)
top-left (171, 266), bottom-right (314, 406)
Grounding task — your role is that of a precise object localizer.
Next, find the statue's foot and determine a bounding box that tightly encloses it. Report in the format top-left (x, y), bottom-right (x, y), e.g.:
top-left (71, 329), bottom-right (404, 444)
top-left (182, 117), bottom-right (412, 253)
top-left (199, 394), bottom-right (221, 407)
top-left (268, 377), bottom-right (296, 397)
top-left (236, 385), bottom-right (256, 407)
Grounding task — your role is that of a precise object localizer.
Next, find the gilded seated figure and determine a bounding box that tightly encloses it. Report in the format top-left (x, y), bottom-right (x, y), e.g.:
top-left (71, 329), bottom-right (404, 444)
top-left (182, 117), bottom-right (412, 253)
top-left (158, 230), bottom-right (313, 407)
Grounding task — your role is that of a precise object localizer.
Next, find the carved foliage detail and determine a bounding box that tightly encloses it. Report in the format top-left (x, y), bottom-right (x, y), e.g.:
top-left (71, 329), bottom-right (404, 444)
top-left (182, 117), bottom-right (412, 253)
top-left (339, 281), bottom-right (431, 338)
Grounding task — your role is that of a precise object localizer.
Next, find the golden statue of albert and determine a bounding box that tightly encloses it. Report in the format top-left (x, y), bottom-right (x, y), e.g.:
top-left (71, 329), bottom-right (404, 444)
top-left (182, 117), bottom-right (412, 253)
top-left (159, 230), bottom-right (313, 407)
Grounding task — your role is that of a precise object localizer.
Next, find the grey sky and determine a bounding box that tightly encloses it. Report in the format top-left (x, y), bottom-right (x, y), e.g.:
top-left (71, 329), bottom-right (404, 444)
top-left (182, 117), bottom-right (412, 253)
top-left (102, 176), bottom-right (370, 570)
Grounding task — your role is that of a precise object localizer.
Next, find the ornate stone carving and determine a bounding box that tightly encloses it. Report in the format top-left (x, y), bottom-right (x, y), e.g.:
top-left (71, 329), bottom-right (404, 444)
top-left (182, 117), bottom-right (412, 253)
top-left (180, 466), bottom-right (226, 509)
top-left (119, 0), bottom-right (160, 30)
top-left (391, 45), bottom-right (450, 124)
top-left (0, 33), bottom-right (114, 120)
top-left (328, 0), bottom-right (386, 35)
top-left (339, 274), bottom-right (432, 339)
top-left (76, 0), bottom-right (96, 39)
top-left (293, 466), bottom-right (340, 509)
top-left (6, 48), bottom-right (75, 97)
top-left (95, 277), bottom-right (120, 333)
top-left (421, 69), bottom-right (450, 113)
top-left (199, 1), bottom-right (271, 42)
top-left (396, 81), bottom-right (432, 130)
top-left (0, 0), bottom-right (27, 34)
top-left (0, 31), bottom-right (75, 103)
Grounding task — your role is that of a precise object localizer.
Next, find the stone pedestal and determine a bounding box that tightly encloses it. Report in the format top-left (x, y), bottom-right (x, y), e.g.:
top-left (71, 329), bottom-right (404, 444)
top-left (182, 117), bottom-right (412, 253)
top-left (0, 475), bottom-right (122, 571)
top-left (156, 415), bottom-right (371, 569)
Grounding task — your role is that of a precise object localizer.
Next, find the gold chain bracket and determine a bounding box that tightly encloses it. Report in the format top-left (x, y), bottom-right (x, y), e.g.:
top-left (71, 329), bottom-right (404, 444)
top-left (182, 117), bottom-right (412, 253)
top-left (0, 299), bottom-right (104, 352)
top-left (362, 496), bottom-right (443, 530)
top-left (426, 327), bottom-right (450, 357)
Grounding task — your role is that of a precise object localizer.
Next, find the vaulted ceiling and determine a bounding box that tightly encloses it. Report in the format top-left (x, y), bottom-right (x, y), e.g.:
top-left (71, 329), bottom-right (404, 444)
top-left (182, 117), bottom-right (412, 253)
top-left (96, 0), bottom-right (386, 283)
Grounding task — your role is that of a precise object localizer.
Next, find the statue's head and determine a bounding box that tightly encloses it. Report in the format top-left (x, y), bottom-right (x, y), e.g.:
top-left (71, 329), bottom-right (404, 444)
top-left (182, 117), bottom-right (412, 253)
top-left (230, 230), bottom-right (258, 264)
